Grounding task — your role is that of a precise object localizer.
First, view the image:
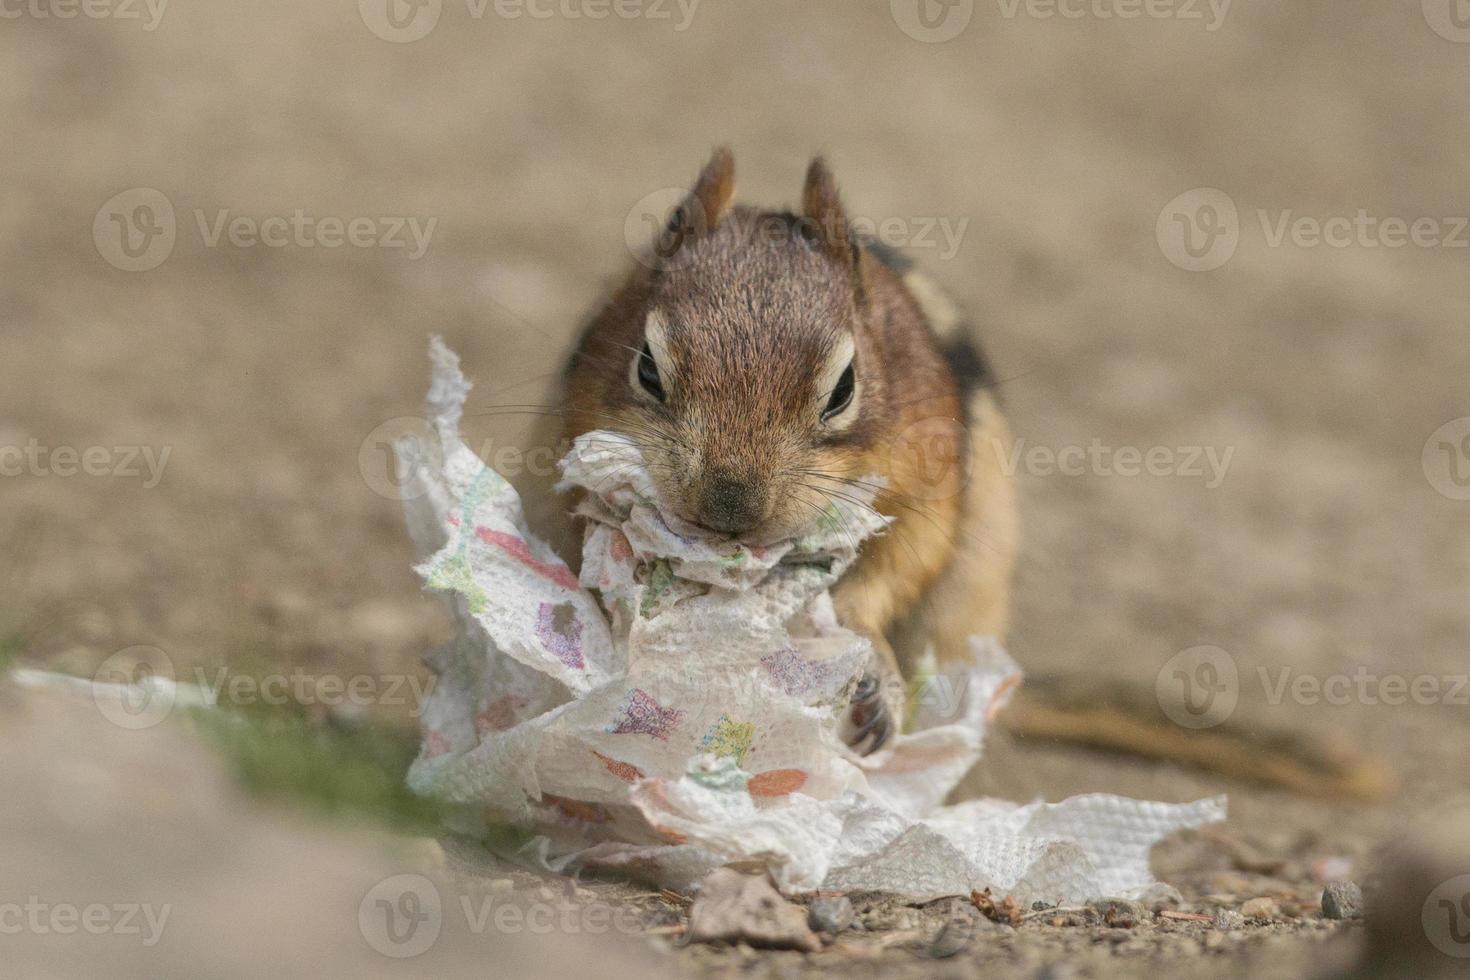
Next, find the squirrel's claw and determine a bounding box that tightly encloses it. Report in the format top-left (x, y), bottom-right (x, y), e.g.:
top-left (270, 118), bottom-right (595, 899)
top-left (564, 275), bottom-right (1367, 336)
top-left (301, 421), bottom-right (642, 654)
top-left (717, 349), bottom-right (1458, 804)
top-left (842, 673), bottom-right (894, 756)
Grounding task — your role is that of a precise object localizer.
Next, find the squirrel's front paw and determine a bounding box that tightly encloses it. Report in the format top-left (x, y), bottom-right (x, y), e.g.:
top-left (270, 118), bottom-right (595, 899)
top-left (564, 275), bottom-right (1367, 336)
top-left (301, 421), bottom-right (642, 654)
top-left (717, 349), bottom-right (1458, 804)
top-left (841, 673), bottom-right (896, 756)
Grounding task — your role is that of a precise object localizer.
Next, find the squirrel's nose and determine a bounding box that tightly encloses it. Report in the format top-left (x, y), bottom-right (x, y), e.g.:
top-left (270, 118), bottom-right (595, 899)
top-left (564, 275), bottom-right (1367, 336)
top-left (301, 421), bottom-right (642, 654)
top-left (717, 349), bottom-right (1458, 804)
top-left (696, 471), bottom-right (766, 535)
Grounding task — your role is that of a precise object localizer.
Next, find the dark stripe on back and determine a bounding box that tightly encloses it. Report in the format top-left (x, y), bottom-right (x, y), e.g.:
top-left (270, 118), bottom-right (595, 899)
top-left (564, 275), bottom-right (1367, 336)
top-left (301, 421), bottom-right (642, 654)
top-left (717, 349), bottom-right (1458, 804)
top-left (941, 330), bottom-right (998, 404)
top-left (860, 237), bottom-right (1000, 405)
top-left (859, 235), bottom-right (914, 274)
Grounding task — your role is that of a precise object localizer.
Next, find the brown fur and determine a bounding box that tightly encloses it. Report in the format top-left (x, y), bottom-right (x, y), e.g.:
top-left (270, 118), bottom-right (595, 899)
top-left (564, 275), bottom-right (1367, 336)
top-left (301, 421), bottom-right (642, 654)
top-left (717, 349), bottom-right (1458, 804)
top-left (550, 149), bottom-right (1019, 735)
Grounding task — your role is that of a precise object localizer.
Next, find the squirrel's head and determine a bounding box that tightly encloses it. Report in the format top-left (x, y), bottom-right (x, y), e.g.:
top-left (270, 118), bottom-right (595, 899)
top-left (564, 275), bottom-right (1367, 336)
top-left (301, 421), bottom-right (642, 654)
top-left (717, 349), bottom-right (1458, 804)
top-left (565, 148), bottom-right (895, 543)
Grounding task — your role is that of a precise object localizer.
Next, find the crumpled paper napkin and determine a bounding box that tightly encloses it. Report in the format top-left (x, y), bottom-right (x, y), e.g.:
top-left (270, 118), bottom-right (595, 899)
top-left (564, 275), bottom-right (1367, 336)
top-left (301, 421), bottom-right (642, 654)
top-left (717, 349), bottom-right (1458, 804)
top-left (402, 338), bottom-right (1225, 901)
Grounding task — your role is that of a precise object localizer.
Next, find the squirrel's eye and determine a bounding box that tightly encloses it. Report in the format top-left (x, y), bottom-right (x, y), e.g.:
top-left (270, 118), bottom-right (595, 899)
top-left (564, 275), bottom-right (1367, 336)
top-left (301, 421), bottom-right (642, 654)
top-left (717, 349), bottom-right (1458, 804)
top-left (636, 342), bottom-right (665, 402)
top-left (821, 363), bottom-right (856, 422)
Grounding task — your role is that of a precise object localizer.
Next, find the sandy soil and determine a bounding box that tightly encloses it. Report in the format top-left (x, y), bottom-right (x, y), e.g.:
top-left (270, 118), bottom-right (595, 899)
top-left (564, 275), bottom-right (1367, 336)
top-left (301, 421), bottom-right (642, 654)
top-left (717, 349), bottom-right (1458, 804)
top-left (3, 1), bottom-right (1469, 976)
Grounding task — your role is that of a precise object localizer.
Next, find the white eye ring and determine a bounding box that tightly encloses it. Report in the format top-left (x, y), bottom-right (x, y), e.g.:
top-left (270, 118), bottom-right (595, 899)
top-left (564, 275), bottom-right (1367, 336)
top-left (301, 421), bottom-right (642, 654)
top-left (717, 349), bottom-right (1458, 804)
top-left (633, 342), bottom-right (664, 401)
top-left (629, 309), bottom-right (674, 403)
top-left (821, 362), bottom-right (856, 421)
top-left (815, 334), bottom-right (859, 428)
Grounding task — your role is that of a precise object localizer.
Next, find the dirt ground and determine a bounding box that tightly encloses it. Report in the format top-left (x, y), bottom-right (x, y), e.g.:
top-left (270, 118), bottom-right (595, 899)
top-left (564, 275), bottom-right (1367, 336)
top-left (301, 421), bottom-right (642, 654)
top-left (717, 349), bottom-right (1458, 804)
top-left (3, 1), bottom-right (1470, 977)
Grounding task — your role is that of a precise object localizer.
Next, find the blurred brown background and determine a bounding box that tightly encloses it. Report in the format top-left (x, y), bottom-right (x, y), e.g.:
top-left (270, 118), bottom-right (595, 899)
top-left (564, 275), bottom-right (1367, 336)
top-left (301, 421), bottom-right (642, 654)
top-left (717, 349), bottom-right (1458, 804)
top-left (2, 0), bottom-right (1469, 973)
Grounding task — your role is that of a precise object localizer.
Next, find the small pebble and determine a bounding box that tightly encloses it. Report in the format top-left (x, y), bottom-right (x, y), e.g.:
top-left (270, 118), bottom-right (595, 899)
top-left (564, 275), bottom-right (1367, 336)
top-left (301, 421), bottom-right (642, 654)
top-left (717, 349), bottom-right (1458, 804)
top-left (926, 909), bottom-right (979, 959)
top-left (1213, 909), bottom-right (1244, 931)
top-left (687, 868), bottom-right (819, 952)
top-left (1321, 880), bottom-right (1363, 920)
top-left (807, 896), bottom-right (854, 933)
top-left (398, 837), bottom-right (446, 872)
top-left (487, 878), bottom-right (515, 895)
top-left (1240, 897), bottom-right (1280, 921)
top-left (1139, 883), bottom-right (1185, 910)
top-left (1087, 897), bottom-right (1148, 927)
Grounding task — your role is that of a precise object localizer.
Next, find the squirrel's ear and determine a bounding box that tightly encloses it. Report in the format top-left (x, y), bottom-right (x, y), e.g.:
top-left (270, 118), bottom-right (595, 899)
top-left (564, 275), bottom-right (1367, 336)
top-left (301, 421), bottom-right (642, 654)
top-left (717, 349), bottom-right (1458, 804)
top-left (692, 146), bottom-right (736, 224)
top-left (653, 148), bottom-right (734, 269)
top-left (803, 156), bottom-right (864, 301)
top-left (671, 146), bottom-right (735, 237)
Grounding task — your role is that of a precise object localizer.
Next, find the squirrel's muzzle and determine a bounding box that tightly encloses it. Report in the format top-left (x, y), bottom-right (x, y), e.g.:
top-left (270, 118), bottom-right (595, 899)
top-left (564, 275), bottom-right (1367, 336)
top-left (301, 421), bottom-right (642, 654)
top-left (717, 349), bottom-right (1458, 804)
top-left (695, 469), bottom-right (767, 536)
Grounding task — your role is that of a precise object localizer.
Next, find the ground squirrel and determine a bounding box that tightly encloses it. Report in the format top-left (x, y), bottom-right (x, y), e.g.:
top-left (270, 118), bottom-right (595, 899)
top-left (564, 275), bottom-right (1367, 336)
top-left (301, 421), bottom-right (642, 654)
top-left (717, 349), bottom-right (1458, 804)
top-left (543, 147), bottom-right (1019, 754)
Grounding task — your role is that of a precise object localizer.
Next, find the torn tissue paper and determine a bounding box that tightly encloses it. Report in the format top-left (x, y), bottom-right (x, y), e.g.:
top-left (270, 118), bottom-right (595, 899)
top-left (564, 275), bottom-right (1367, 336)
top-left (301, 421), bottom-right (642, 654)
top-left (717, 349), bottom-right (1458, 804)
top-left (402, 338), bottom-right (1225, 901)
